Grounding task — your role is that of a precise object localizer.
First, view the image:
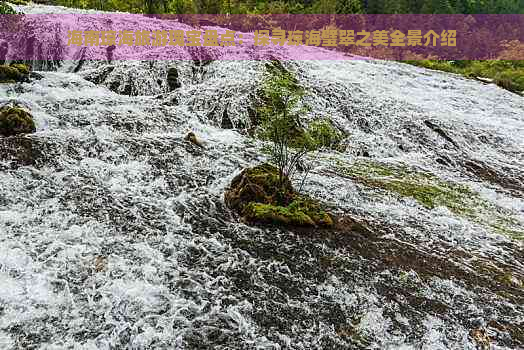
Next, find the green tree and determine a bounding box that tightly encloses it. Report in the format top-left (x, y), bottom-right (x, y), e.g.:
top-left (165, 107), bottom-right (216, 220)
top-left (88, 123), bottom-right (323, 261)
top-left (366, 0), bottom-right (384, 13)
top-left (383, 0), bottom-right (409, 13)
top-left (257, 63), bottom-right (315, 189)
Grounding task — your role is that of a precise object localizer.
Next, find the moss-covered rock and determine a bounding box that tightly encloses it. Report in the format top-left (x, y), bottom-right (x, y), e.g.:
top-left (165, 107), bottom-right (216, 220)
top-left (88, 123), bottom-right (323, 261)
top-left (288, 196), bottom-right (334, 227)
top-left (336, 159), bottom-right (524, 240)
top-left (0, 106), bottom-right (36, 136)
top-left (242, 195), bottom-right (334, 227)
top-left (225, 163), bottom-right (294, 211)
top-left (495, 272), bottom-right (523, 288)
top-left (10, 63), bottom-right (30, 75)
top-left (0, 64), bottom-right (30, 83)
top-left (242, 202), bottom-right (316, 226)
top-left (225, 163), bottom-right (333, 228)
top-left (339, 160), bottom-right (477, 214)
top-left (0, 65), bottom-right (23, 81)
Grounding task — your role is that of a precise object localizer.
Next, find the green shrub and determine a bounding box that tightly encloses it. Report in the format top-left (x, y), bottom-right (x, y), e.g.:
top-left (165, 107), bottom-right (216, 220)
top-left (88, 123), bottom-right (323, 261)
top-left (257, 61), bottom-right (316, 189)
top-left (0, 1), bottom-right (17, 14)
top-left (8, 0), bottom-right (28, 5)
top-left (308, 118), bottom-right (344, 150)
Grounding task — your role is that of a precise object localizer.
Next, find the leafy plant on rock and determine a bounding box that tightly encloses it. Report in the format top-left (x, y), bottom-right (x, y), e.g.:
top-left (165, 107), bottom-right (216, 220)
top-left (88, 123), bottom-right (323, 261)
top-left (257, 62), bottom-right (316, 192)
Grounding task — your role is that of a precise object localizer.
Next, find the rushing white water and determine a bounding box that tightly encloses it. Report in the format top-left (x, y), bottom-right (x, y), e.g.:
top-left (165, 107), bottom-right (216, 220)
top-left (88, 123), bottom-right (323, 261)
top-left (0, 3), bottom-right (523, 350)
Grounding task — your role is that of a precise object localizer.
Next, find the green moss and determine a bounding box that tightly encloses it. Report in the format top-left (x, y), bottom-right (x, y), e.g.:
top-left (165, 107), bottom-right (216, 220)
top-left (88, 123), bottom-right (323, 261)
top-left (225, 163), bottom-right (334, 228)
top-left (225, 163), bottom-right (295, 211)
top-left (340, 160), bottom-right (477, 214)
top-left (287, 195), bottom-right (334, 227)
top-left (380, 179), bottom-right (474, 215)
top-left (490, 215), bottom-right (524, 240)
top-left (243, 202), bottom-right (316, 226)
top-left (9, 63), bottom-right (30, 75)
top-left (495, 272), bottom-right (523, 288)
top-left (0, 64), bottom-right (30, 83)
top-left (242, 195), bottom-right (333, 228)
top-left (0, 106), bottom-right (36, 136)
top-left (337, 159), bottom-right (523, 240)
top-left (308, 119), bottom-right (344, 150)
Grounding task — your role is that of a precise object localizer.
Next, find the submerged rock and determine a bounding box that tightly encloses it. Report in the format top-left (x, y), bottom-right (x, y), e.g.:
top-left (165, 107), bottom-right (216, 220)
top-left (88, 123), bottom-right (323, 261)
top-left (424, 119), bottom-right (458, 148)
top-left (0, 105), bottom-right (36, 136)
top-left (220, 107), bottom-right (233, 129)
top-left (80, 61), bottom-right (168, 96)
top-left (0, 136), bottom-right (35, 167)
top-left (83, 65), bottom-right (115, 85)
top-left (167, 66), bottom-right (181, 90)
top-left (225, 163), bottom-right (333, 227)
top-left (470, 328), bottom-right (491, 350)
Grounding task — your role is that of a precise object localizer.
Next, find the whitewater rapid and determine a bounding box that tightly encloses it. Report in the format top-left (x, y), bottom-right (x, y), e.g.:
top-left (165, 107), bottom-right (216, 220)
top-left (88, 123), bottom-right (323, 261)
top-left (0, 3), bottom-right (523, 349)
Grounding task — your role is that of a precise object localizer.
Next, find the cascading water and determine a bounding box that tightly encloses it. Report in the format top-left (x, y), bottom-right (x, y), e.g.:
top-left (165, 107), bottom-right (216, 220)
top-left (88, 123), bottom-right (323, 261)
top-left (0, 3), bottom-right (523, 350)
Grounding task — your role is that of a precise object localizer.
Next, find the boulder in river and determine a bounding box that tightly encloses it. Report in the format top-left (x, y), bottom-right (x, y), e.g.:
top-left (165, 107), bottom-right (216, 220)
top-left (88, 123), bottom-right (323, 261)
top-left (0, 105), bottom-right (36, 136)
top-left (184, 132), bottom-right (204, 148)
top-left (0, 64), bottom-right (31, 84)
top-left (225, 163), bottom-right (333, 227)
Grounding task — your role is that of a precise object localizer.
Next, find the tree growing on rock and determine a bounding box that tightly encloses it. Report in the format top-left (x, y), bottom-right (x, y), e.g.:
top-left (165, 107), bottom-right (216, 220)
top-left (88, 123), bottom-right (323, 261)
top-left (257, 62), bottom-right (316, 192)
